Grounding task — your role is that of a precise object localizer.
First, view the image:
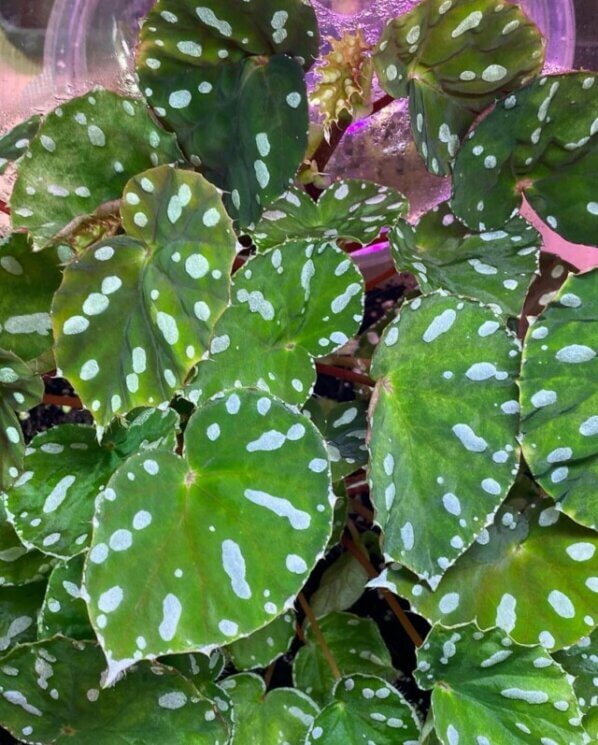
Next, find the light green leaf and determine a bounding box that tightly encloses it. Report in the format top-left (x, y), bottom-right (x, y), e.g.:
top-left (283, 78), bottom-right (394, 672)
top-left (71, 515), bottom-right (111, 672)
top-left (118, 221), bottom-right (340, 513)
top-left (369, 293), bottom-right (520, 586)
top-left (310, 552), bottom-right (369, 619)
top-left (186, 240), bottom-right (364, 407)
top-left (451, 73), bottom-right (598, 246)
top-left (251, 181), bottom-right (408, 250)
top-left (389, 204), bottom-right (540, 317)
top-left (416, 623), bottom-right (585, 744)
top-left (520, 269), bottom-right (598, 530)
top-left (11, 90), bottom-right (182, 248)
top-left (0, 115), bottom-right (41, 175)
top-left (227, 611), bottom-right (295, 670)
top-left (84, 390), bottom-right (332, 683)
top-left (553, 631), bottom-right (598, 739)
top-left (37, 555), bottom-right (93, 640)
top-left (0, 582), bottom-right (46, 653)
top-left (0, 638), bottom-right (228, 744)
top-left (305, 673), bottom-right (420, 744)
top-left (0, 503), bottom-right (55, 587)
top-left (52, 165), bottom-right (236, 425)
top-left (293, 611), bottom-right (395, 706)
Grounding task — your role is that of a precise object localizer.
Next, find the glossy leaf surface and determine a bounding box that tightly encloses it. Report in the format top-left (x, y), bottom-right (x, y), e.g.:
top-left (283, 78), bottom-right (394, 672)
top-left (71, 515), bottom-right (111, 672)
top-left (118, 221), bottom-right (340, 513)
top-left (227, 611), bottom-right (295, 670)
top-left (0, 115), bottom-right (41, 175)
top-left (38, 555), bottom-right (93, 640)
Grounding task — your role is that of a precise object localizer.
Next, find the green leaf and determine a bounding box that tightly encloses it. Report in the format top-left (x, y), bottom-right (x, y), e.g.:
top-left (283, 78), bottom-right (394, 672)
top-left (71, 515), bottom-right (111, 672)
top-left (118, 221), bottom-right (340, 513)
top-left (227, 611), bottom-right (295, 670)
top-left (221, 672), bottom-right (319, 742)
top-left (553, 631), bottom-right (598, 739)
top-left (52, 165), bottom-right (236, 425)
top-left (305, 673), bottom-right (420, 744)
top-left (377, 480), bottom-right (597, 649)
top-left (293, 611), bottom-right (395, 705)
top-left (416, 623), bottom-right (585, 744)
top-left (0, 115), bottom-right (41, 175)
top-left (0, 582), bottom-right (46, 653)
top-left (520, 269), bottom-right (598, 530)
top-left (389, 204), bottom-right (540, 317)
top-left (310, 552), bottom-right (369, 619)
top-left (251, 181), bottom-right (408, 250)
top-left (84, 390), bottom-right (332, 683)
top-left (303, 398), bottom-right (368, 481)
top-left (451, 73), bottom-right (598, 246)
top-left (373, 0), bottom-right (544, 175)
top-left (0, 349), bottom-right (43, 492)
top-left (0, 503), bottom-right (55, 587)
top-left (11, 90), bottom-right (182, 248)
top-left (137, 0), bottom-right (318, 226)
top-left (0, 638), bottom-right (228, 744)
top-left (186, 240), bottom-right (364, 408)
top-left (162, 649), bottom-right (226, 691)
top-left (369, 293), bottom-right (520, 586)
top-left (38, 555), bottom-right (93, 640)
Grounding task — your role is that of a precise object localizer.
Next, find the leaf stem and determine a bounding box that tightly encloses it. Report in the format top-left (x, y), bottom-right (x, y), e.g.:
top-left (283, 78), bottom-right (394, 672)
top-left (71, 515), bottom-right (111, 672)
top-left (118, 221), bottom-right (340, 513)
top-left (298, 592), bottom-right (342, 680)
top-left (43, 394), bottom-right (83, 409)
top-left (0, 198), bottom-right (10, 215)
top-left (315, 363), bottom-right (374, 388)
top-left (365, 265), bottom-right (398, 292)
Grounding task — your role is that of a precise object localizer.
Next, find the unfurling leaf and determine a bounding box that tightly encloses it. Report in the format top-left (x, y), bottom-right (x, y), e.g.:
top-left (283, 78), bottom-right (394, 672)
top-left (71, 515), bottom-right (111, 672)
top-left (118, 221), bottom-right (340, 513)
top-left (0, 114), bottom-right (41, 175)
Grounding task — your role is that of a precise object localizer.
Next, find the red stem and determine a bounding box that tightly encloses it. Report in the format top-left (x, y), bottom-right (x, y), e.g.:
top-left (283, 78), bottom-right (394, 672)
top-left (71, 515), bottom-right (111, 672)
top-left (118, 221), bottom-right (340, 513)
top-left (365, 265), bottom-right (398, 292)
top-left (315, 363), bottom-right (374, 388)
top-left (43, 394), bottom-right (83, 409)
top-left (0, 199), bottom-right (10, 216)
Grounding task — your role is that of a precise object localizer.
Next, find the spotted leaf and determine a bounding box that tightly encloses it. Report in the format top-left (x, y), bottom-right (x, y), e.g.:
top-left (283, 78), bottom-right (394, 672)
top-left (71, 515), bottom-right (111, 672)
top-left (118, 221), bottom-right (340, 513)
top-left (370, 294), bottom-right (520, 586)
top-left (186, 240), bottom-right (364, 408)
top-left (293, 611), bottom-right (395, 705)
top-left (0, 582), bottom-right (46, 654)
top-left (389, 203), bottom-right (540, 317)
top-left (227, 611), bottom-right (296, 670)
top-left (520, 269), bottom-right (598, 530)
top-left (0, 638), bottom-right (228, 744)
top-left (0, 349), bottom-right (43, 492)
top-left (0, 114), bottom-right (41, 175)
top-left (376, 482), bottom-right (597, 650)
top-left (553, 631), bottom-right (598, 739)
top-left (452, 73), bottom-right (598, 246)
top-left (84, 390), bottom-right (332, 683)
top-left (416, 623), bottom-right (585, 744)
top-left (38, 555), bottom-right (93, 640)
top-left (162, 649), bottom-right (225, 692)
top-left (137, 0), bottom-right (318, 226)
top-left (305, 674), bottom-right (420, 744)
top-left (373, 0), bottom-right (544, 175)
top-left (52, 166), bottom-right (236, 425)
top-left (11, 90), bottom-right (182, 248)
top-left (0, 503), bottom-right (54, 588)
top-left (251, 181), bottom-right (408, 250)
top-left (220, 672), bottom-right (319, 742)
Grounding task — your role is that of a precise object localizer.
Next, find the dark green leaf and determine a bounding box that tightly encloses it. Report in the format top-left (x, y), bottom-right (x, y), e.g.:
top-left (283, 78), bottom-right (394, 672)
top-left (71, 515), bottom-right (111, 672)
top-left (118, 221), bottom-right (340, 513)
top-left (553, 631), bottom-right (598, 739)
top-left (310, 552), bottom-right (369, 619)
top-left (0, 504), bottom-right (55, 587)
top-left (0, 582), bottom-right (46, 653)
top-left (227, 611), bottom-right (295, 670)
top-left (37, 555), bottom-right (93, 640)
top-left (0, 115), bottom-right (41, 175)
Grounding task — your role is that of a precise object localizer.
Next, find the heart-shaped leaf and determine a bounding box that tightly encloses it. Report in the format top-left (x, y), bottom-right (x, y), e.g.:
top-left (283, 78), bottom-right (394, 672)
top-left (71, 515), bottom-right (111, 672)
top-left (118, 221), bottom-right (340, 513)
top-left (0, 349), bottom-right (43, 491)
top-left (416, 623), bottom-right (585, 744)
top-left (520, 269), bottom-right (598, 530)
top-left (0, 233), bottom-right (65, 361)
top-left (305, 674), bottom-right (420, 744)
top-left (452, 73), bottom-right (598, 246)
top-left (373, 0), bottom-right (544, 175)
top-left (227, 611), bottom-right (296, 670)
top-left (293, 611), bottom-right (395, 705)
top-left (553, 631), bottom-right (598, 739)
top-left (38, 555), bottom-right (93, 640)
top-left (220, 672), bottom-right (319, 742)
top-left (0, 115), bottom-right (41, 175)
top-left (251, 181), bottom-right (408, 250)
top-left (0, 582), bottom-right (46, 653)
top-left (137, 0), bottom-right (318, 226)
top-left (377, 480), bottom-right (597, 649)
top-left (186, 240), bottom-right (364, 408)
top-left (0, 503), bottom-right (54, 587)
top-left (52, 165), bottom-right (236, 424)
top-left (389, 203), bottom-right (540, 317)
top-left (0, 638), bottom-right (228, 744)
top-left (11, 90), bottom-right (182, 248)
top-left (369, 293), bottom-right (520, 587)
top-left (84, 389), bottom-right (332, 683)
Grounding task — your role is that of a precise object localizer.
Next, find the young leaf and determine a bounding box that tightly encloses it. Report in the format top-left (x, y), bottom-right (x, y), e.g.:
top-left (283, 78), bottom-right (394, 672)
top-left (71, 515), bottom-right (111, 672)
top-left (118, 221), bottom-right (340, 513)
top-left (389, 203), bottom-right (540, 317)
top-left (52, 166), bottom-right (236, 424)
top-left (0, 349), bottom-right (43, 492)
top-left (0, 233), bottom-right (64, 361)
top-left (377, 483), bottom-right (597, 649)
top-left (37, 555), bottom-right (93, 640)
top-left (186, 240), bottom-right (364, 408)
top-left (452, 73), bottom-right (598, 246)
top-left (0, 115), bottom-right (41, 175)
top-left (227, 611), bottom-right (295, 670)
top-left (293, 611), bottom-right (395, 705)
top-left (416, 623), bottom-right (585, 744)
top-left (84, 390), bottom-right (332, 683)
top-left (303, 398), bottom-right (369, 481)
top-left (369, 294), bottom-right (520, 587)
top-left (11, 90), bottom-right (182, 248)
top-left (0, 582), bottom-right (46, 653)
top-left (0, 503), bottom-right (55, 587)
top-left (553, 631), bottom-right (598, 739)
top-left (221, 672), bottom-right (319, 743)
top-left (251, 180), bottom-right (408, 250)
top-left (0, 638), bottom-right (228, 744)
top-left (520, 269), bottom-right (598, 530)
top-left (137, 0), bottom-right (318, 225)
top-left (305, 674), bottom-right (420, 744)
top-left (310, 552), bottom-right (369, 619)
top-left (373, 0), bottom-right (544, 175)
